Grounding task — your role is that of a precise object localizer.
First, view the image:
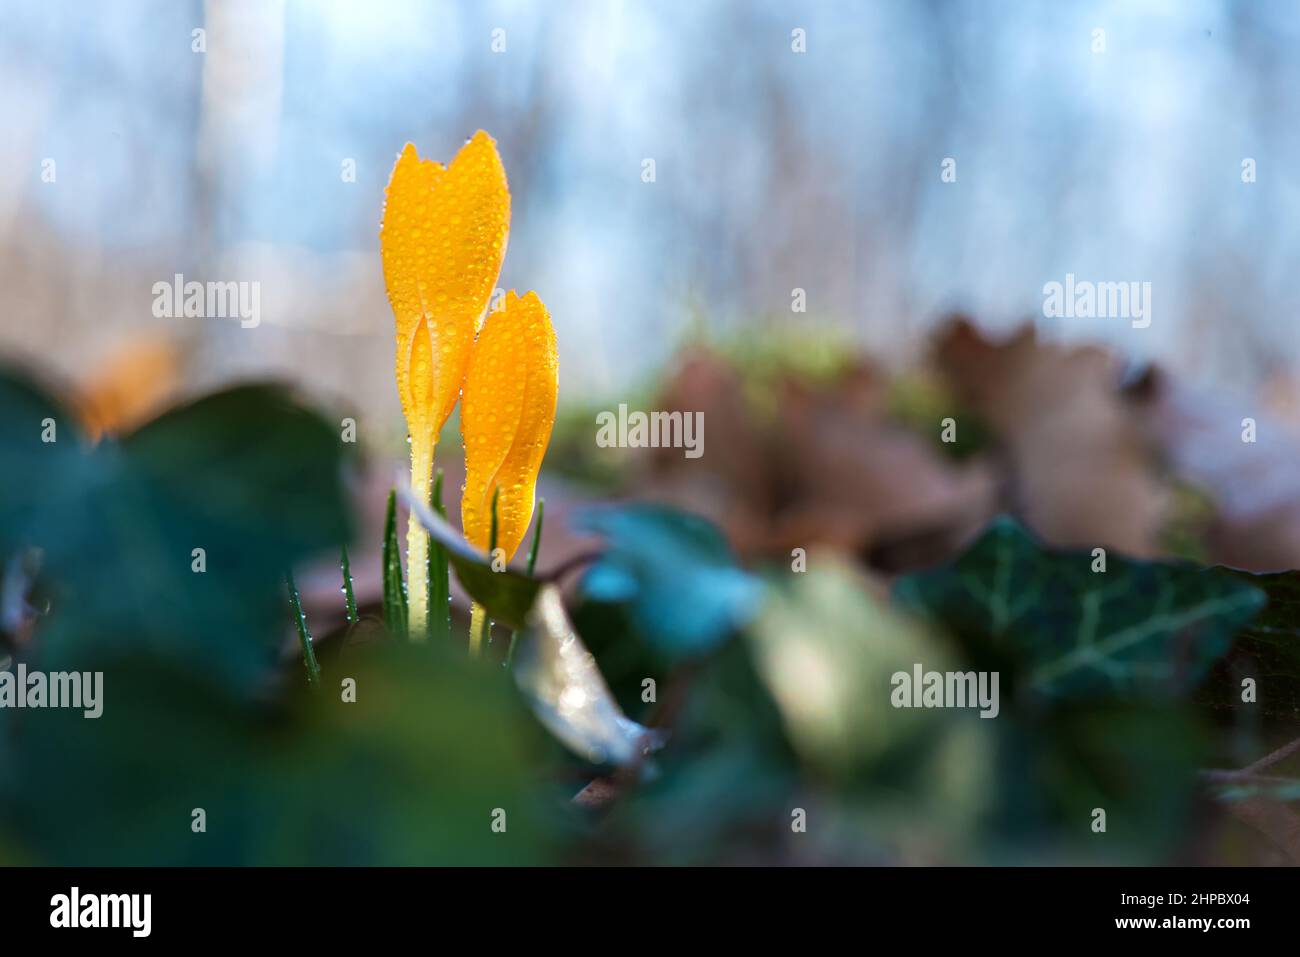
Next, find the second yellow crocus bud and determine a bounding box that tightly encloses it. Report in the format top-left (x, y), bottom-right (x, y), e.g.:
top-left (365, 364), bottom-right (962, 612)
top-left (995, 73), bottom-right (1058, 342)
top-left (461, 290), bottom-right (559, 561)
top-left (461, 290), bottom-right (558, 655)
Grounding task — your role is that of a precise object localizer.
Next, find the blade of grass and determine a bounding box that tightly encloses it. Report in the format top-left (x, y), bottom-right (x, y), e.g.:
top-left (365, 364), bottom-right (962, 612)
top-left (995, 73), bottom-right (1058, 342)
top-left (382, 489), bottom-right (408, 638)
top-left (340, 544), bottom-right (358, 624)
top-left (469, 487), bottom-right (501, 657)
top-left (286, 570), bottom-right (321, 690)
top-left (490, 486), bottom-right (500, 557)
top-left (427, 469), bottom-right (451, 644)
top-left (505, 498), bottom-right (544, 669)
top-left (525, 498), bottom-right (544, 572)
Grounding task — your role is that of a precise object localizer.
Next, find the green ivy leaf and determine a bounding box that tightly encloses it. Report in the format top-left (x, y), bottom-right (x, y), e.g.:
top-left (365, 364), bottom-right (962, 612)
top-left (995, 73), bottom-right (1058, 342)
top-left (0, 371), bottom-right (353, 693)
top-left (893, 516), bottom-right (1265, 700)
top-left (121, 386), bottom-right (351, 564)
top-left (575, 504), bottom-right (764, 660)
top-left (0, 367), bottom-right (86, 559)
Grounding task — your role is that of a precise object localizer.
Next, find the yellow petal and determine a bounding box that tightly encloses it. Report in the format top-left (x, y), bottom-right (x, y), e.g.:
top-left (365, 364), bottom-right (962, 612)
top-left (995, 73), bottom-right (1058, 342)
top-left (381, 131), bottom-right (511, 447)
top-left (461, 290), bottom-right (558, 562)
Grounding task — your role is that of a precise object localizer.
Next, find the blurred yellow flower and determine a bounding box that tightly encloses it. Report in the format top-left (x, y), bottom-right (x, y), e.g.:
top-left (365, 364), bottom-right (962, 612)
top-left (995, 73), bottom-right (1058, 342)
top-left (77, 339), bottom-right (180, 442)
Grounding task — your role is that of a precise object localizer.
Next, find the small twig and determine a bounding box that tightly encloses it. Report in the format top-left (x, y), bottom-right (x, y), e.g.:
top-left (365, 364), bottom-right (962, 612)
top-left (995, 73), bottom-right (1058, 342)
top-left (1240, 735), bottom-right (1300, 776)
top-left (398, 477), bottom-right (580, 580)
top-left (539, 550), bottom-right (603, 583)
top-left (1202, 741), bottom-right (1300, 862)
top-left (573, 776), bottom-right (623, 809)
top-left (1200, 769), bottom-right (1295, 784)
top-left (1206, 734), bottom-right (1300, 783)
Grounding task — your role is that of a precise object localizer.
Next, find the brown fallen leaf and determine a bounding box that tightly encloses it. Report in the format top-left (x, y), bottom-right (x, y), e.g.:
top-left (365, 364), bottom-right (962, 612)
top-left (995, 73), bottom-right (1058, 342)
top-left (767, 370), bottom-right (998, 567)
top-left (628, 347), bottom-right (998, 569)
top-left (933, 317), bottom-right (1169, 557)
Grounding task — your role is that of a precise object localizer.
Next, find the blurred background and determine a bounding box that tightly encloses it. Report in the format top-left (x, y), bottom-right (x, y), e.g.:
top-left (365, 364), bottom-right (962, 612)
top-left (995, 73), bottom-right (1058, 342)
top-left (4, 0), bottom-right (1300, 868)
top-left (3, 0), bottom-right (1300, 424)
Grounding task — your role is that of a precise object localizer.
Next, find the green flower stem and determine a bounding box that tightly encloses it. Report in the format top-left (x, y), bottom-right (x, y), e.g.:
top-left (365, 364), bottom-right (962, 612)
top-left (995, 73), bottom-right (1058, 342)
top-left (505, 498), bottom-right (544, 669)
top-left (286, 570), bottom-right (321, 690)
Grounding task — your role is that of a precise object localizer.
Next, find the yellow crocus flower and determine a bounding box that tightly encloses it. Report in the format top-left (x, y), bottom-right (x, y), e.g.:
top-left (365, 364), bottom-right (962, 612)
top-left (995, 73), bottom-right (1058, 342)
top-left (381, 131), bottom-right (510, 637)
top-left (461, 290), bottom-right (558, 654)
top-left (460, 289), bottom-right (559, 561)
top-left (382, 130), bottom-right (557, 651)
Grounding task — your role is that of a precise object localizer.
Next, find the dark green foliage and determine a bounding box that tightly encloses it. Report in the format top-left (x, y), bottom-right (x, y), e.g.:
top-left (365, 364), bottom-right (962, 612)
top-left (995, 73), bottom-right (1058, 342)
top-left (894, 516), bottom-right (1265, 700)
top-left (0, 361), bottom-right (1286, 866)
top-left (1199, 570), bottom-right (1300, 721)
top-left (1, 645), bottom-right (551, 865)
top-left (0, 370), bottom-right (353, 694)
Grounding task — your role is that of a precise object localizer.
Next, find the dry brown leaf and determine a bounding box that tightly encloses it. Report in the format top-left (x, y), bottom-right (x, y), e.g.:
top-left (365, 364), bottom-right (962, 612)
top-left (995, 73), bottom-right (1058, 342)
top-left (934, 318), bottom-right (1169, 557)
top-left (629, 347), bottom-right (998, 568)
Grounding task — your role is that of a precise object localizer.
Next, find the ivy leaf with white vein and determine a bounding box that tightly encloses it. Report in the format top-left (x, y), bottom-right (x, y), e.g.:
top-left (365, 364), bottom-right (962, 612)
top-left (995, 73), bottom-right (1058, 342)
top-left (893, 516), bottom-right (1265, 700)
